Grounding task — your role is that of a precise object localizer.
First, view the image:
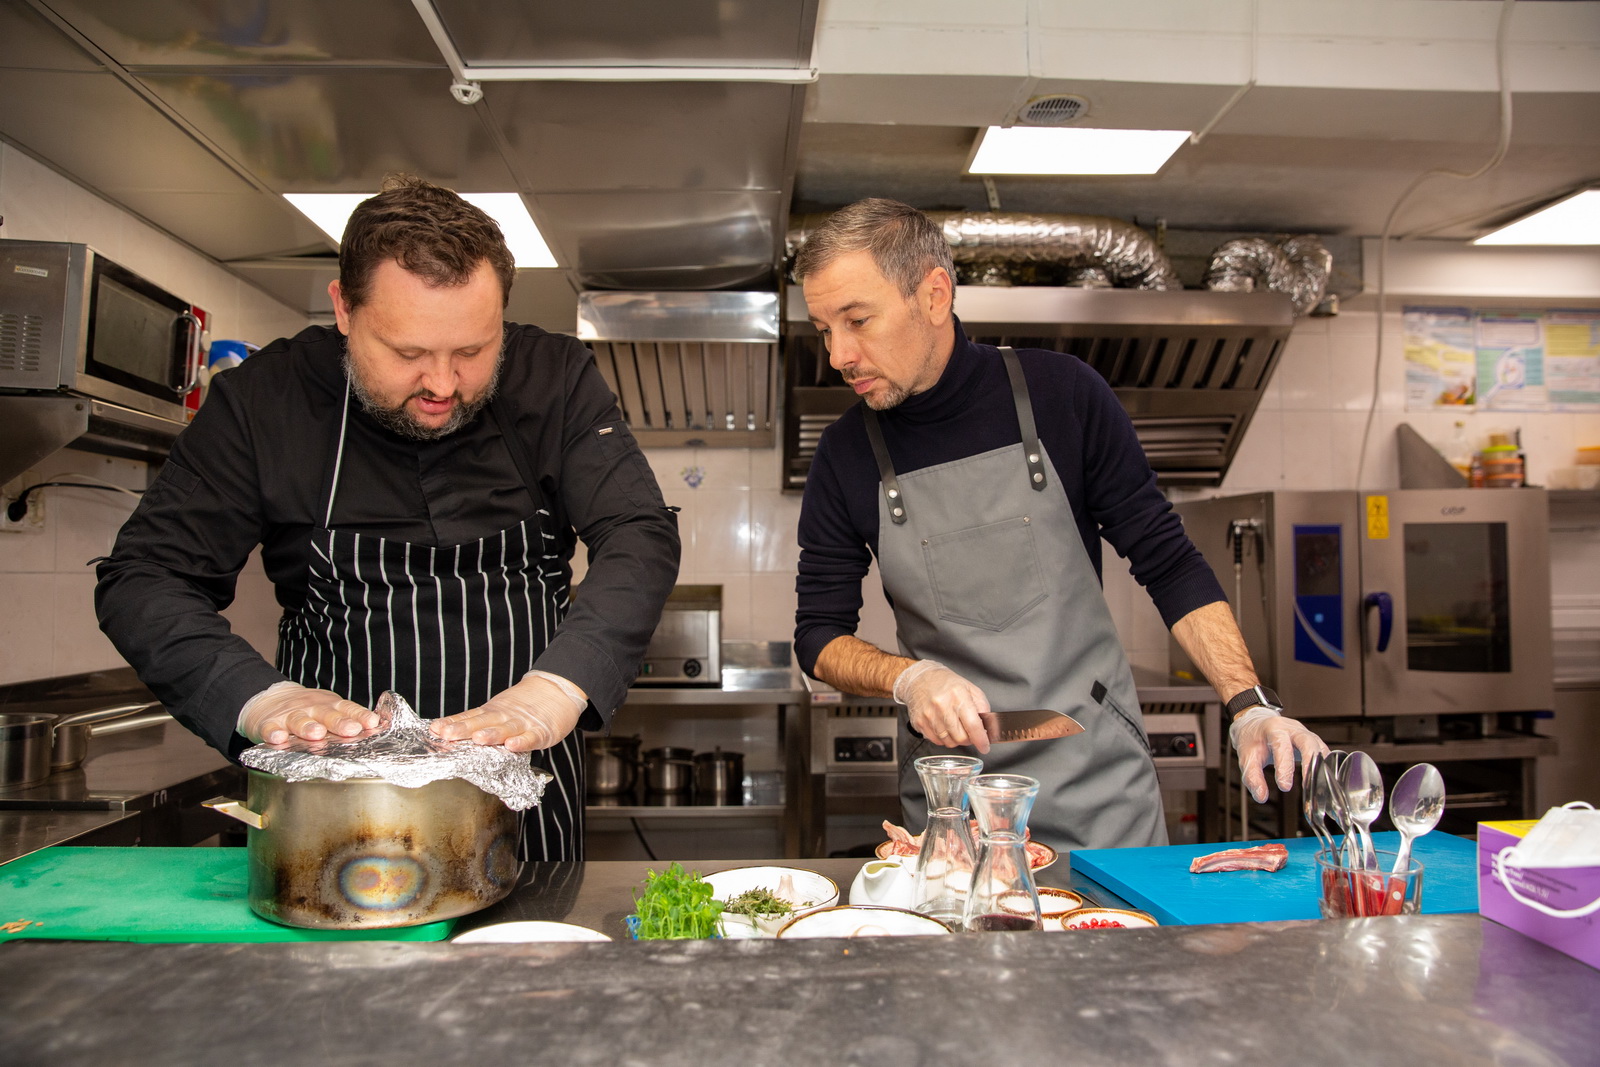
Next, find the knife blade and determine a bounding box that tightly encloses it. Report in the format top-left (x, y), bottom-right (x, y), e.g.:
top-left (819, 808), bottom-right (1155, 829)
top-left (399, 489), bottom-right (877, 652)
top-left (978, 709), bottom-right (1086, 744)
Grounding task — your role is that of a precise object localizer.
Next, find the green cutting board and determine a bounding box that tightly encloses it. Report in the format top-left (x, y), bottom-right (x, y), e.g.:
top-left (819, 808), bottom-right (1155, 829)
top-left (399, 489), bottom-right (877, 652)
top-left (0, 847), bottom-right (456, 943)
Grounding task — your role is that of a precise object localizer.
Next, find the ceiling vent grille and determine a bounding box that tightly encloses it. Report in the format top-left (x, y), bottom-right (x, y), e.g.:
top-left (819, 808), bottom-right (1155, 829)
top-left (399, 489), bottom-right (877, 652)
top-left (578, 291), bottom-right (779, 447)
top-left (1017, 94), bottom-right (1090, 126)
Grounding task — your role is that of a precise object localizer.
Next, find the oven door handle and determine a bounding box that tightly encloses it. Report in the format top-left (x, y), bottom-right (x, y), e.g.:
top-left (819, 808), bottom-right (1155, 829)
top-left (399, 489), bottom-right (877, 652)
top-left (174, 310), bottom-right (203, 396)
top-left (1364, 591), bottom-right (1393, 653)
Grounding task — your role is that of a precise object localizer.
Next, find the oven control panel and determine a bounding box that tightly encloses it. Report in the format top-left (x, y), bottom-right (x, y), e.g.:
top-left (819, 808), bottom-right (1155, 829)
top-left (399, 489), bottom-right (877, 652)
top-left (834, 735), bottom-right (895, 764)
top-left (1144, 712), bottom-right (1205, 766)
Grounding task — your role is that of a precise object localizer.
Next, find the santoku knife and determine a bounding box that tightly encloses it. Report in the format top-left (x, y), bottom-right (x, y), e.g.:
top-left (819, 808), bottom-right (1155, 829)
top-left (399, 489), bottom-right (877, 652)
top-left (977, 709), bottom-right (1086, 744)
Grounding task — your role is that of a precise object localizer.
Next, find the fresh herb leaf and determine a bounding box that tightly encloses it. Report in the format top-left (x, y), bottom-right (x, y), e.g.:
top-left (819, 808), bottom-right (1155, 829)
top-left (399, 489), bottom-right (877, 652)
top-left (723, 887), bottom-right (795, 920)
top-left (629, 862), bottom-right (724, 940)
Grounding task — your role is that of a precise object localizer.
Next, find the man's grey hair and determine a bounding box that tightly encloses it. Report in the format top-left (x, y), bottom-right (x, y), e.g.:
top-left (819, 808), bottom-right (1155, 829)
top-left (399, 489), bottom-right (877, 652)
top-left (792, 198), bottom-right (955, 299)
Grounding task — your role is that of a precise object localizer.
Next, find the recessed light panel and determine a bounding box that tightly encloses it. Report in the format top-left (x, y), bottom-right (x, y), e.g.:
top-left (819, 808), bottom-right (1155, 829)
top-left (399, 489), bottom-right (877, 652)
top-left (967, 126), bottom-right (1191, 176)
top-left (1475, 189), bottom-right (1600, 246)
top-left (284, 191), bottom-right (558, 268)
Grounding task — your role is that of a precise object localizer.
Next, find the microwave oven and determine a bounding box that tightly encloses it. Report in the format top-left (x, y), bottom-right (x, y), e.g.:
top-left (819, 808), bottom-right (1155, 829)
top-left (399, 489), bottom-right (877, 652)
top-left (1171, 489), bottom-right (1554, 720)
top-left (0, 240), bottom-right (206, 424)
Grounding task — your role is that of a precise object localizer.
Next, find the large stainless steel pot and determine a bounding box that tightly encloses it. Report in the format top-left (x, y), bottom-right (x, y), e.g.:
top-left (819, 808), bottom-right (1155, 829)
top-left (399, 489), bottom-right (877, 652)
top-left (585, 735), bottom-right (640, 796)
top-left (643, 746), bottom-right (694, 793)
top-left (205, 770), bottom-right (523, 930)
top-left (693, 748), bottom-right (744, 802)
top-left (0, 714), bottom-right (53, 788)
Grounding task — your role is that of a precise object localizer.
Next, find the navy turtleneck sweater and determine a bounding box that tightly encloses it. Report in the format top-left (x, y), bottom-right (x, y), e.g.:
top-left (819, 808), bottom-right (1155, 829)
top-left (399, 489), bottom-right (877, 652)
top-left (794, 319), bottom-right (1226, 676)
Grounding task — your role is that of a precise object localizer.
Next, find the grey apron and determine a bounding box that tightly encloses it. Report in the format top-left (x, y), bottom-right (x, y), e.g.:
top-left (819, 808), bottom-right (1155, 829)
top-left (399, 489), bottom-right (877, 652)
top-left (866, 347), bottom-right (1166, 853)
top-left (277, 381), bottom-right (585, 860)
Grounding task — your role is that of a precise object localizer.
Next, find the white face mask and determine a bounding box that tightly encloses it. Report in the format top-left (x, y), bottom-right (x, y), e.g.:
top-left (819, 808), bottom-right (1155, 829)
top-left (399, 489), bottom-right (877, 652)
top-left (1505, 803), bottom-right (1600, 869)
top-left (1493, 802), bottom-right (1600, 920)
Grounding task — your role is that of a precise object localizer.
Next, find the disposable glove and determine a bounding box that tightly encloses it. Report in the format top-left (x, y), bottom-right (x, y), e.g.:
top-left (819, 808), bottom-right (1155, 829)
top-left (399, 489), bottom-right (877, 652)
top-left (1229, 705), bottom-right (1329, 802)
top-left (893, 659), bottom-right (992, 755)
top-left (236, 681), bottom-right (380, 744)
top-left (430, 670), bottom-right (588, 753)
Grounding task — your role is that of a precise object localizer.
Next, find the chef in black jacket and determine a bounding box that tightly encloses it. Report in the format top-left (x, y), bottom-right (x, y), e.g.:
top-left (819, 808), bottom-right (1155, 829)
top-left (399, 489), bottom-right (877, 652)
top-left (95, 175), bottom-right (680, 860)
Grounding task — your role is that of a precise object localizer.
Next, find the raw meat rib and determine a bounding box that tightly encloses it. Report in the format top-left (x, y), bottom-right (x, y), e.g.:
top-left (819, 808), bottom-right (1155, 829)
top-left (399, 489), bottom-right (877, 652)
top-left (1188, 843), bottom-right (1289, 873)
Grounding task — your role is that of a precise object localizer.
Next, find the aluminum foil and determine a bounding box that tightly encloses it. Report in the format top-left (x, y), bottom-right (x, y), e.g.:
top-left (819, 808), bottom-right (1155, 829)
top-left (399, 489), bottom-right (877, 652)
top-left (239, 692), bottom-right (550, 811)
top-left (788, 211), bottom-right (1182, 290)
top-left (1202, 234), bottom-right (1333, 316)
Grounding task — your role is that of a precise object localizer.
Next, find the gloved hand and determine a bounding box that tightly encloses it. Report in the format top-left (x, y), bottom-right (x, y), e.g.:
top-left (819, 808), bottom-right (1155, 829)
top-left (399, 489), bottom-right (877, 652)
top-left (1229, 706), bottom-right (1329, 802)
top-left (430, 671), bottom-right (588, 753)
top-left (237, 681), bottom-right (380, 744)
top-left (894, 659), bottom-right (992, 755)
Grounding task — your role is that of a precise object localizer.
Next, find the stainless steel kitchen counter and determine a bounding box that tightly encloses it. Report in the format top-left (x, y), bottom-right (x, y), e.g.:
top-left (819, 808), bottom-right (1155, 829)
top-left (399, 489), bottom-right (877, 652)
top-left (0, 809), bottom-right (140, 866)
top-left (1, 867), bottom-right (1590, 1067)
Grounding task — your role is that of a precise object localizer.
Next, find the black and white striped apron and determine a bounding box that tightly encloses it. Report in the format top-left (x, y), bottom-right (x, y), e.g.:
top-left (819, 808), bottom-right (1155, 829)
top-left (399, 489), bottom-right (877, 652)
top-left (276, 381), bottom-right (585, 860)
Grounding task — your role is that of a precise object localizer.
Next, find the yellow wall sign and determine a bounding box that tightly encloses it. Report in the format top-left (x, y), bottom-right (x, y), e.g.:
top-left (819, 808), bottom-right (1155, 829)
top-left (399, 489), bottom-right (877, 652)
top-left (1365, 495), bottom-right (1390, 540)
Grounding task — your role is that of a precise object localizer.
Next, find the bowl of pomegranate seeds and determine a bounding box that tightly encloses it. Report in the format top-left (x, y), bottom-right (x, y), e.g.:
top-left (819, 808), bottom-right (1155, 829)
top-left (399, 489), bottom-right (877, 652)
top-left (1059, 907), bottom-right (1158, 930)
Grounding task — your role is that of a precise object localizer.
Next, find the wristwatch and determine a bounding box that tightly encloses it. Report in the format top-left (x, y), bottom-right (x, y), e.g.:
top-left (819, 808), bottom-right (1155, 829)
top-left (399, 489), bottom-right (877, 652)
top-left (1225, 684), bottom-right (1283, 718)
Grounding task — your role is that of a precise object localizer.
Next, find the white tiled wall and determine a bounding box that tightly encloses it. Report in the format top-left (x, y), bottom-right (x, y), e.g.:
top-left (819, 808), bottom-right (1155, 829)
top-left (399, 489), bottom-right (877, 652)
top-left (0, 143), bottom-right (309, 686)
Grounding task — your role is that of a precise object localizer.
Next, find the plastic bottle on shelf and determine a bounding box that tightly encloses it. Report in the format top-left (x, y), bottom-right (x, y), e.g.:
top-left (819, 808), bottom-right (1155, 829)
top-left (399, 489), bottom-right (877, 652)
top-left (1443, 421), bottom-right (1473, 482)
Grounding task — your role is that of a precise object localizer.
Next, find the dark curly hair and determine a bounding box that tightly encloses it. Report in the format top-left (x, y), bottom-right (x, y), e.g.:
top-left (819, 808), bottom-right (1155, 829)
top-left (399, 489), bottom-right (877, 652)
top-left (337, 174), bottom-right (515, 310)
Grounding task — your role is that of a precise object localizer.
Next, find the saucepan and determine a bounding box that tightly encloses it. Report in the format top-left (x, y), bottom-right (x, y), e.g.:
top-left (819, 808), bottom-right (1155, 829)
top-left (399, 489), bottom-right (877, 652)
top-left (205, 770), bottom-right (523, 930)
top-left (0, 702), bottom-right (169, 788)
top-left (585, 734), bottom-right (642, 796)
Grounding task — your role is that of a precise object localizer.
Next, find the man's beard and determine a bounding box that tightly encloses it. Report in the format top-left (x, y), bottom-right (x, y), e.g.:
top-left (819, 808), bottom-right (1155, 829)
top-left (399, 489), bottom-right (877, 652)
top-left (842, 369), bottom-right (912, 411)
top-left (342, 341), bottom-right (503, 441)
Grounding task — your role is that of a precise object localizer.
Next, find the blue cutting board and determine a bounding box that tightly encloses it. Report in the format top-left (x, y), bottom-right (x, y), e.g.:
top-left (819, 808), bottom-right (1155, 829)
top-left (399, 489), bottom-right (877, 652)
top-left (1069, 831), bottom-right (1478, 926)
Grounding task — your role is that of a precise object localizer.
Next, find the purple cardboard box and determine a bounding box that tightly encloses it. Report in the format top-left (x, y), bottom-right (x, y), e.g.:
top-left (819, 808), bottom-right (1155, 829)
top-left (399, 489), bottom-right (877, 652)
top-left (1479, 821), bottom-right (1600, 970)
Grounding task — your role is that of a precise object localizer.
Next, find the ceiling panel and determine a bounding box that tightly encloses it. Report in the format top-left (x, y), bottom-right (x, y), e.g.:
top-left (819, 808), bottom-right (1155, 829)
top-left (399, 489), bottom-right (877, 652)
top-left (483, 81), bottom-right (800, 193)
top-left (37, 0), bottom-right (443, 67)
top-left (0, 0), bottom-right (102, 69)
top-left (433, 0), bottom-right (816, 67)
top-left (135, 69), bottom-right (518, 190)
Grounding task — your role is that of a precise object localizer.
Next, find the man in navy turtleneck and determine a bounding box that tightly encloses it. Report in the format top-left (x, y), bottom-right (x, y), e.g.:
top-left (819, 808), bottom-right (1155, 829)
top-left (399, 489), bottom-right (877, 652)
top-left (793, 199), bottom-right (1325, 850)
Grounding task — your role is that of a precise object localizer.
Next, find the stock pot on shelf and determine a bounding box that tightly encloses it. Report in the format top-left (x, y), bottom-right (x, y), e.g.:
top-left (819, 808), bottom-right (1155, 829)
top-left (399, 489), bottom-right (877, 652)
top-left (206, 770), bottom-right (523, 930)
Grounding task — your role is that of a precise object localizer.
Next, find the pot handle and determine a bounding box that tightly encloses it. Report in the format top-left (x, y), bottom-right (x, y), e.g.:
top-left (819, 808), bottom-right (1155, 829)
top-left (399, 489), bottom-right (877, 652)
top-left (55, 701), bottom-right (163, 731)
top-left (89, 710), bottom-right (172, 737)
top-left (203, 796), bottom-right (266, 830)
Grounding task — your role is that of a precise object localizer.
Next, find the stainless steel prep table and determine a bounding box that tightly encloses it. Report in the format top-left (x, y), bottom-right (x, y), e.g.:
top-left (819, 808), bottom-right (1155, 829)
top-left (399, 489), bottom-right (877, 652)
top-left (1, 857), bottom-right (1592, 1067)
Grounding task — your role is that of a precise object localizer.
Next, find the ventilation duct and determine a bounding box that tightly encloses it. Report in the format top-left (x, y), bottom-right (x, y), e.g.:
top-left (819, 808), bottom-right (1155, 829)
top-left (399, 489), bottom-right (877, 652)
top-left (1204, 235), bottom-right (1333, 315)
top-left (576, 291), bottom-right (779, 447)
top-left (788, 212), bottom-right (1182, 291)
top-left (782, 285), bottom-right (1295, 491)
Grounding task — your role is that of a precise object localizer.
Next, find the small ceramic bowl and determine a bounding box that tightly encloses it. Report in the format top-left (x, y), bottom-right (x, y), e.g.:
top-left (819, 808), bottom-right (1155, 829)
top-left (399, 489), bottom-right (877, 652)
top-left (1036, 887), bottom-right (1085, 928)
top-left (452, 921), bottom-right (612, 943)
top-left (704, 865), bottom-right (840, 936)
top-left (1060, 907), bottom-right (1159, 930)
top-left (874, 840), bottom-right (1059, 872)
top-left (776, 905), bottom-right (952, 939)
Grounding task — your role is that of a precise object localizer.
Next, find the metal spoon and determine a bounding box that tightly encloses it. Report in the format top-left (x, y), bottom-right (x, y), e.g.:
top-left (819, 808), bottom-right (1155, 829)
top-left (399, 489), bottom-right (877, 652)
top-left (1339, 751), bottom-right (1384, 874)
top-left (1318, 751), bottom-right (1351, 863)
top-left (1301, 750), bottom-right (1335, 854)
top-left (1389, 763), bottom-right (1445, 878)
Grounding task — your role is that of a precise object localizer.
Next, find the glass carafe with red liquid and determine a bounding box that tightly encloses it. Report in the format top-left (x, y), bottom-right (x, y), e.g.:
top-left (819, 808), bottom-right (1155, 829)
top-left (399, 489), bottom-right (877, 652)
top-left (911, 754), bottom-right (983, 926)
top-left (962, 773), bottom-right (1043, 932)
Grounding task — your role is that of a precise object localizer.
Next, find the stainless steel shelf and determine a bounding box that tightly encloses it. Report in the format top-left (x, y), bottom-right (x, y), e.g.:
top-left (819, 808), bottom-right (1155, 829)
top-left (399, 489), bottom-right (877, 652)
top-left (586, 804), bottom-right (785, 820)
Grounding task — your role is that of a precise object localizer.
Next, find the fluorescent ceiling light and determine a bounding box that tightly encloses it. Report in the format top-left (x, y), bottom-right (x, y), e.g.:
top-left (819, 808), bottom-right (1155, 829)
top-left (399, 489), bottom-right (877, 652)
top-left (283, 191), bottom-right (558, 268)
top-left (1475, 189), bottom-right (1600, 246)
top-left (967, 126), bottom-right (1191, 176)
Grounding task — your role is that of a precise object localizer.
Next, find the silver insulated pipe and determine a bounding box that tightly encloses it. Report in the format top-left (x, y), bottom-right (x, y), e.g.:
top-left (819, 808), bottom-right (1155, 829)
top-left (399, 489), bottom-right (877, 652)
top-left (788, 212), bottom-right (1182, 291)
top-left (1202, 235), bottom-right (1332, 316)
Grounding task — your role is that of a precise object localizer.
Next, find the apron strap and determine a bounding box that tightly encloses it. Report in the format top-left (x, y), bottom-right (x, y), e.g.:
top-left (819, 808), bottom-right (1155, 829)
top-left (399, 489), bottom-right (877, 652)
top-left (1000, 346), bottom-right (1048, 493)
top-left (862, 407), bottom-right (909, 525)
top-left (320, 379), bottom-right (354, 528)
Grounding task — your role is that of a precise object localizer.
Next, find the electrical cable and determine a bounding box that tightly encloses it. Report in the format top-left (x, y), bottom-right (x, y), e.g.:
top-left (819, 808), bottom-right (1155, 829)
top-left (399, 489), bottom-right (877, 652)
top-left (630, 817), bottom-right (659, 861)
top-left (1356, 0), bottom-right (1518, 489)
top-left (5, 478), bottom-right (144, 523)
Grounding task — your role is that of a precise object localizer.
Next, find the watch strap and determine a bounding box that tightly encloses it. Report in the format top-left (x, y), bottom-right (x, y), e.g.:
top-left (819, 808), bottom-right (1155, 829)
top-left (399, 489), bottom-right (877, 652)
top-left (1226, 684), bottom-right (1282, 717)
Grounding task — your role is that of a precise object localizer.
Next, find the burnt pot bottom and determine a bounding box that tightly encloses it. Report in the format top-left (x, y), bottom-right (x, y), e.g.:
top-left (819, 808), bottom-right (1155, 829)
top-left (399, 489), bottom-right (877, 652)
top-left (244, 771), bottom-right (523, 929)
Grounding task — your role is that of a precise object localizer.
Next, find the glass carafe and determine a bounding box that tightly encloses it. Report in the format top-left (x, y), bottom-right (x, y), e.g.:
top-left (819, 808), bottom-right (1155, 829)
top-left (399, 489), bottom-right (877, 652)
top-left (963, 773), bottom-right (1043, 932)
top-left (911, 754), bottom-right (983, 926)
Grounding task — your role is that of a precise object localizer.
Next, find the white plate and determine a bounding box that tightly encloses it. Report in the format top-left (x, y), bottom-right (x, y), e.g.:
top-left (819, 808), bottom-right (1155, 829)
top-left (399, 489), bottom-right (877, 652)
top-left (705, 865), bottom-right (840, 936)
top-left (452, 921), bottom-right (612, 943)
top-left (776, 905), bottom-right (951, 939)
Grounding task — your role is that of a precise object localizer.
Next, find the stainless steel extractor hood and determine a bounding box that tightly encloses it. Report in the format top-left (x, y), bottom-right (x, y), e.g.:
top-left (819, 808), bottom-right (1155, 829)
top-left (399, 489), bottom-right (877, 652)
top-left (577, 290), bottom-right (780, 447)
top-left (782, 285), bottom-right (1296, 490)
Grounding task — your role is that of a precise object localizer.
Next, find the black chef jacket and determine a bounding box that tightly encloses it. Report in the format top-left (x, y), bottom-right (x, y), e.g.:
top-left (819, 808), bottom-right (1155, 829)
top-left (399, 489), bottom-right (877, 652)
top-left (95, 324), bottom-right (681, 758)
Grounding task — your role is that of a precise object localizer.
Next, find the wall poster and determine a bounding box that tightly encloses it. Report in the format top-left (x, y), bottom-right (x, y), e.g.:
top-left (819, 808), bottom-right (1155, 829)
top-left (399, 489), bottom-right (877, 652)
top-left (1404, 306), bottom-right (1600, 413)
